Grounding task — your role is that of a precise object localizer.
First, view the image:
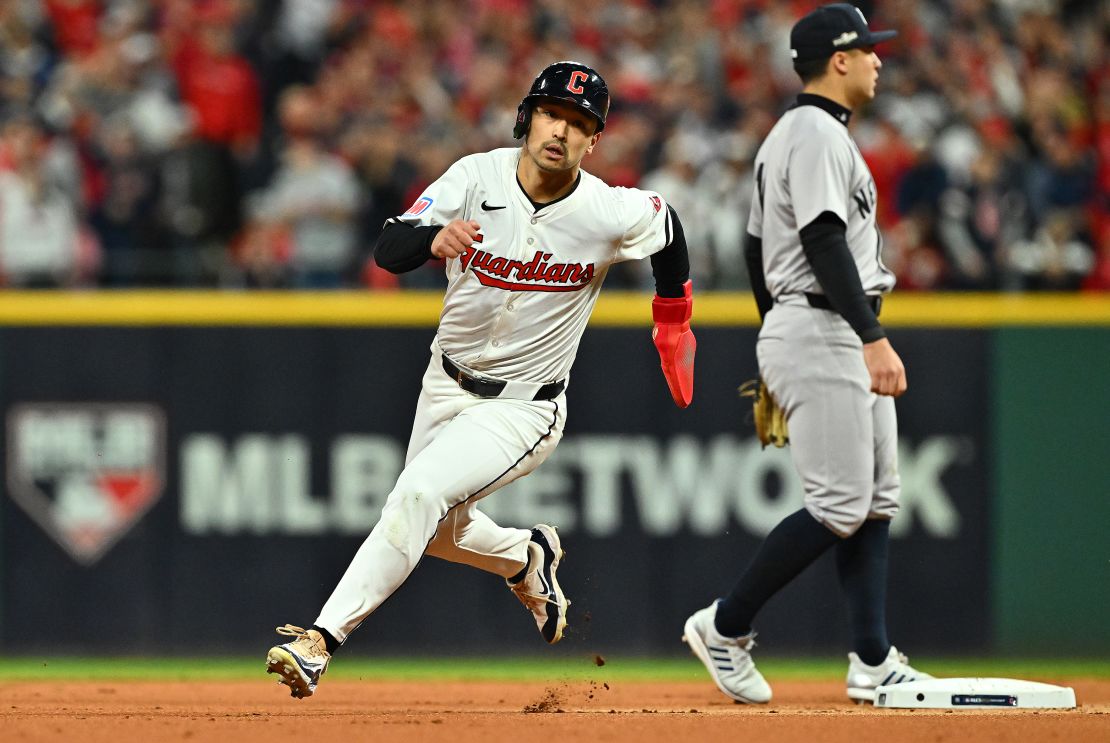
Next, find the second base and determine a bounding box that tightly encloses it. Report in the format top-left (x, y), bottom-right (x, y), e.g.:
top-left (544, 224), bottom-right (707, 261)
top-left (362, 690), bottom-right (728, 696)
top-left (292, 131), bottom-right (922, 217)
top-left (874, 677), bottom-right (1076, 709)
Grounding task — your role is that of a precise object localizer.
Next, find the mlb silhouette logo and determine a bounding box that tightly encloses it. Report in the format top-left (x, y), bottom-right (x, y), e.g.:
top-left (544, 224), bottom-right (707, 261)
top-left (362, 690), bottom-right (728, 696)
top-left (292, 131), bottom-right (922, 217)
top-left (7, 403), bottom-right (166, 565)
top-left (405, 196), bottom-right (434, 216)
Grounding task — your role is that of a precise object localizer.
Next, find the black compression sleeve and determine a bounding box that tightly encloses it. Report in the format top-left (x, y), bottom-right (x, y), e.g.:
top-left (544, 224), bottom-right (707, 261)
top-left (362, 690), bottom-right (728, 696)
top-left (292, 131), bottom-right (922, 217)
top-left (799, 212), bottom-right (885, 343)
top-left (373, 221), bottom-right (441, 274)
top-left (650, 206), bottom-right (690, 298)
top-left (743, 232), bottom-right (773, 320)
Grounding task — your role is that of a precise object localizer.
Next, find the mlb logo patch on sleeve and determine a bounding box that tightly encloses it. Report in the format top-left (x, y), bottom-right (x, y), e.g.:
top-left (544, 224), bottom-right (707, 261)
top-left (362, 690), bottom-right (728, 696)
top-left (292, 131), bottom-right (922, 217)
top-left (405, 196), bottom-right (434, 216)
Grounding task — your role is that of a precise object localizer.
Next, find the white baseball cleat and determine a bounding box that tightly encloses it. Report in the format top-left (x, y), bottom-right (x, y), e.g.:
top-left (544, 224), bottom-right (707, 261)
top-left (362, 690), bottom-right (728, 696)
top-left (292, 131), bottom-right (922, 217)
top-left (846, 645), bottom-right (933, 703)
top-left (266, 624), bottom-right (331, 699)
top-left (682, 600), bottom-right (772, 704)
top-left (508, 524), bottom-right (569, 644)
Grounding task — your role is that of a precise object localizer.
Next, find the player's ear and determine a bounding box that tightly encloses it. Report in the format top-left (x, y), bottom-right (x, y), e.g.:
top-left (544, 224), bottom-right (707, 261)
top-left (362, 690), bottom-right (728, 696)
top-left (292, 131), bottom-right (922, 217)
top-left (831, 51), bottom-right (850, 75)
top-left (586, 131), bottom-right (601, 154)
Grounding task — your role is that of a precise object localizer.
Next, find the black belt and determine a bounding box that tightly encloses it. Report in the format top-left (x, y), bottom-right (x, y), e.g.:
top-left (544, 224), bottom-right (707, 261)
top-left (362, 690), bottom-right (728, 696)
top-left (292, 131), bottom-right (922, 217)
top-left (441, 355), bottom-right (565, 401)
top-left (804, 292), bottom-right (882, 317)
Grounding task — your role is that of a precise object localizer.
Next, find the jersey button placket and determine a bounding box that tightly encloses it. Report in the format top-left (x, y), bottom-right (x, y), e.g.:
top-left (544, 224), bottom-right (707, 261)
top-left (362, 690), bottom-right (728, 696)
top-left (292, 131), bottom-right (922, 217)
top-left (485, 294), bottom-right (515, 354)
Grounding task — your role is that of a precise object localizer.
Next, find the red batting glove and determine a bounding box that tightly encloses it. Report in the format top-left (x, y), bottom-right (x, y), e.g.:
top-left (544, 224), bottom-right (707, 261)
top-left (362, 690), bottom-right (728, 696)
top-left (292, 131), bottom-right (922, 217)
top-left (651, 279), bottom-right (696, 408)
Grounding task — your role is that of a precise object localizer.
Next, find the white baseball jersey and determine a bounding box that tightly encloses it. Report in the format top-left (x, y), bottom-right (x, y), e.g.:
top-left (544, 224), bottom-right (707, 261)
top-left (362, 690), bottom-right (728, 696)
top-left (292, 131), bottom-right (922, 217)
top-left (391, 147), bottom-right (672, 384)
top-left (747, 104), bottom-right (895, 298)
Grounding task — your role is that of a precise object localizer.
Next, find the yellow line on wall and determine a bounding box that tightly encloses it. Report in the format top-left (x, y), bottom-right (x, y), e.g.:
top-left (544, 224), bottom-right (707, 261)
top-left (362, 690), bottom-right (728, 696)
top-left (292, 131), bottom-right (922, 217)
top-left (0, 291), bottom-right (1108, 327)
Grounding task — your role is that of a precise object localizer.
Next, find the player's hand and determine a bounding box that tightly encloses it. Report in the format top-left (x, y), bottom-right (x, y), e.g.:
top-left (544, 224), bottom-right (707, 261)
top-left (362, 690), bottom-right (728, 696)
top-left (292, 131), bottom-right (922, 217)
top-left (431, 220), bottom-right (482, 259)
top-left (862, 337), bottom-right (907, 397)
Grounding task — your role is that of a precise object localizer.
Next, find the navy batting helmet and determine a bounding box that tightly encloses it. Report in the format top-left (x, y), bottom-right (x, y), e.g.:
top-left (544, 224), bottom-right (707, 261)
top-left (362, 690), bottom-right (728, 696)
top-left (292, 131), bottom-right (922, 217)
top-left (513, 61), bottom-right (610, 139)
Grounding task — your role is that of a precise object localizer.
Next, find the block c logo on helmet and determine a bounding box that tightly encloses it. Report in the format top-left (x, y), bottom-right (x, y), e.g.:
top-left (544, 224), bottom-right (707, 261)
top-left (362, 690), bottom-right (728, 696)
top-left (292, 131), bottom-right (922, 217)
top-left (566, 70), bottom-right (588, 94)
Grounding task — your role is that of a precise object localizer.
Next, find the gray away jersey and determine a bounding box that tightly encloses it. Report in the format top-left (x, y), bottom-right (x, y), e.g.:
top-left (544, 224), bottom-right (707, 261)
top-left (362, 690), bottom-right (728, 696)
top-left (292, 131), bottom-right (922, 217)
top-left (747, 105), bottom-right (895, 298)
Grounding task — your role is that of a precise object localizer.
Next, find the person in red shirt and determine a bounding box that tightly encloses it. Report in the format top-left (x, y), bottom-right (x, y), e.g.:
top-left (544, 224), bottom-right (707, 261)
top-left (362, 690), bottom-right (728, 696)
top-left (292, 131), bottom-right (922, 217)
top-left (171, 1), bottom-right (261, 155)
top-left (43, 0), bottom-right (101, 58)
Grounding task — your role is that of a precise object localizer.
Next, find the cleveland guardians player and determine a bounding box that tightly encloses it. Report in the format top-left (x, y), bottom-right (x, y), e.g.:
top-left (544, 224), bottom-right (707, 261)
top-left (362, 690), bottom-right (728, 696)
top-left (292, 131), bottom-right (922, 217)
top-left (266, 61), bottom-right (697, 699)
top-left (683, 5), bottom-right (932, 704)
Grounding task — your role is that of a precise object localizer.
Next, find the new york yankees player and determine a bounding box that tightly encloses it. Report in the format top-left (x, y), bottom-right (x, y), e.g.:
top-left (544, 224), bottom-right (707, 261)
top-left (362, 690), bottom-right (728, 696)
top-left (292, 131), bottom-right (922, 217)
top-left (266, 61), bottom-right (696, 699)
top-left (683, 5), bottom-right (932, 704)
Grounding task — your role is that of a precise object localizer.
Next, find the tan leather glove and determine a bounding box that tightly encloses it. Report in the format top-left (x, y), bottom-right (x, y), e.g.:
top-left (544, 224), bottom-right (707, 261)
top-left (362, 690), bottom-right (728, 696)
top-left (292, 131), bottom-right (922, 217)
top-left (739, 378), bottom-right (789, 449)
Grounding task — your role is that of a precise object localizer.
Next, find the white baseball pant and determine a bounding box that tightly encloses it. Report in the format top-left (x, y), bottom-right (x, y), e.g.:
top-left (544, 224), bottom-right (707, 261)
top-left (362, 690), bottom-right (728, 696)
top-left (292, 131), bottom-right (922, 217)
top-left (315, 348), bottom-right (566, 642)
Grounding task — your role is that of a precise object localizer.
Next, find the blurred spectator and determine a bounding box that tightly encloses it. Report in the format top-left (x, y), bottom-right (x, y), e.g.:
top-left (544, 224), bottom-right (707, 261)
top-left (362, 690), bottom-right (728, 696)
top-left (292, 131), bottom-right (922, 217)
top-left (881, 212), bottom-right (946, 291)
top-left (895, 140), bottom-right (948, 219)
top-left (0, 1), bottom-right (53, 114)
top-left (1004, 210), bottom-right (1094, 291)
top-left (640, 133), bottom-right (714, 288)
top-left (242, 85), bottom-right (360, 288)
top-left (42, 0), bottom-right (100, 59)
top-left (168, 0), bottom-right (261, 156)
top-left (339, 118), bottom-right (416, 289)
top-left (147, 0), bottom-right (263, 285)
top-left (158, 137), bottom-right (243, 285)
top-left (696, 125), bottom-right (762, 290)
top-left (937, 146), bottom-right (1028, 290)
top-left (0, 116), bottom-right (96, 286)
top-left (267, 0), bottom-right (345, 88)
top-left (89, 117), bottom-right (164, 284)
top-left (859, 118), bottom-right (916, 230)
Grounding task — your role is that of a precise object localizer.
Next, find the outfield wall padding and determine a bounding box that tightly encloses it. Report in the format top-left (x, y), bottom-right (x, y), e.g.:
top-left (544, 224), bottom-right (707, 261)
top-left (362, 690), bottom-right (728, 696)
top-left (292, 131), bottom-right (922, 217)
top-left (0, 325), bottom-right (996, 655)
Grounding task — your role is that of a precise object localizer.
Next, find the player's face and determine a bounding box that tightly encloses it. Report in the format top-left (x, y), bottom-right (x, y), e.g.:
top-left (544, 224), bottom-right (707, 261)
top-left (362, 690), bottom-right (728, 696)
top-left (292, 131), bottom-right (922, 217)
top-left (844, 46), bottom-right (882, 105)
top-left (523, 100), bottom-right (601, 174)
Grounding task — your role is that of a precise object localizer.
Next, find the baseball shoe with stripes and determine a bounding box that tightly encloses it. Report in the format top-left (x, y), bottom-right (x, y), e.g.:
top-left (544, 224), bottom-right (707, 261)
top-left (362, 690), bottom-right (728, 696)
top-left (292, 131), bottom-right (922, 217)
top-left (846, 645), bottom-right (932, 703)
top-left (266, 624), bottom-right (331, 699)
top-left (682, 599), bottom-right (772, 704)
top-left (508, 524), bottom-right (569, 644)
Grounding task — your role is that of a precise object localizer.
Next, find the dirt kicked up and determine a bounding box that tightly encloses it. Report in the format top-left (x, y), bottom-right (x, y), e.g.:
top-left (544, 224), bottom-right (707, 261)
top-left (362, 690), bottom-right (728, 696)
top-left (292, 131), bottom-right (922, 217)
top-left (3, 679), bottom-right (1108, 743)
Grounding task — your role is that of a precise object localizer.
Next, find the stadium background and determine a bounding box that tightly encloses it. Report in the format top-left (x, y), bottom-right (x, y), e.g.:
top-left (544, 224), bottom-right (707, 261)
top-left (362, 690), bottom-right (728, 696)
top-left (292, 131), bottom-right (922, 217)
top-left (0, 0), bottom-right (1107, 665)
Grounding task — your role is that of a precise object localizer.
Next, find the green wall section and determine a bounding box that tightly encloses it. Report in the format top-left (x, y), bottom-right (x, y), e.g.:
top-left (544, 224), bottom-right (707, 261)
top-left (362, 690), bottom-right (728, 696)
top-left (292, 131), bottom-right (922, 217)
top-left (993, 329), bottom-right (1110, 654)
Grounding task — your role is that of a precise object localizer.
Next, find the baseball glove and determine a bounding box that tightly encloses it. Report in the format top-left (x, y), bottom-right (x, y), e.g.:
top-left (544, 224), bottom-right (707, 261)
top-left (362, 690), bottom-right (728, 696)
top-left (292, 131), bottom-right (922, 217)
top-left (738, 378), bottom-right (789, 449)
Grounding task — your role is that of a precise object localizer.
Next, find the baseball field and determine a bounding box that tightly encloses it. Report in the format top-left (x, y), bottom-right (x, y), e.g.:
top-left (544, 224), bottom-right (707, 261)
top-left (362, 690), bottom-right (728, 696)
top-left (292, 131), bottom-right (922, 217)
top-left (4, 656), bottom-right (1108, 742)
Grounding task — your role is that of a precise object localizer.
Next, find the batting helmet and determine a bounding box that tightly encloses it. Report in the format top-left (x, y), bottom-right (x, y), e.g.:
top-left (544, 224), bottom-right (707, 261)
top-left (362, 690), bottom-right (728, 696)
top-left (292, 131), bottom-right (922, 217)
top-left (513, 61), bottom-right (610, 139)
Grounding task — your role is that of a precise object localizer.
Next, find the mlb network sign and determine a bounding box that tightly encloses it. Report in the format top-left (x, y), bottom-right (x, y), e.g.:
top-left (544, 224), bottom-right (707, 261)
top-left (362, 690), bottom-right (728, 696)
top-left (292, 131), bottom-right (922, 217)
top-left (6, 404), bottom-right (166, 565)
top-left (179, 433), bottom-right (969, 540)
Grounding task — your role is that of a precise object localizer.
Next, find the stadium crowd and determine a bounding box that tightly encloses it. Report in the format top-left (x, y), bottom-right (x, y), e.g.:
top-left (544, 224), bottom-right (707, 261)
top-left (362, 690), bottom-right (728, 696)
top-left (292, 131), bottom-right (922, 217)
top-left (0, 0), bottom-right (1105, 290)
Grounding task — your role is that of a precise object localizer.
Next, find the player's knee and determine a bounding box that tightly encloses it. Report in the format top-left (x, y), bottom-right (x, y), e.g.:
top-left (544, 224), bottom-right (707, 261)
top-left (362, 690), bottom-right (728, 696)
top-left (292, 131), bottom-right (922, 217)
top-left (387, 473), bottom-right (449, 514)
top-left (806, 486), bottom-right (872, 537)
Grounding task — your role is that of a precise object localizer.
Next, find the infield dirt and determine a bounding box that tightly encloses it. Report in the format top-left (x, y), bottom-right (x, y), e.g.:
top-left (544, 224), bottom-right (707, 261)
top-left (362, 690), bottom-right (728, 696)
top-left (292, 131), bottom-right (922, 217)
top-left (3, 678), bottom-right (1108, 742)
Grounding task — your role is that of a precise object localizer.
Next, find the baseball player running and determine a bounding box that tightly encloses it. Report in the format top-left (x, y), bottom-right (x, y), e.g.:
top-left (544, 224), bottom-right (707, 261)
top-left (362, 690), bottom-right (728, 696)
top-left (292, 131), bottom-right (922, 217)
top-left (683, 5), bottom-right (932, 704)
top-left (266, 61), bottom-right (697, 699)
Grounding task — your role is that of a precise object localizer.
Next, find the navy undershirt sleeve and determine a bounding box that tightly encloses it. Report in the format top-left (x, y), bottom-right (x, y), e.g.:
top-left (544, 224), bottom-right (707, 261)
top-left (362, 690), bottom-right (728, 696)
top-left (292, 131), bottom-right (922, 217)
top-left (650, 206), bottom-right (691, 298)
top-left (799, 212), bottom-right (885, 343)
top-left (373, 221), bottom-right (441, 274)
top-left (743, 232), bottom-right (773, 320)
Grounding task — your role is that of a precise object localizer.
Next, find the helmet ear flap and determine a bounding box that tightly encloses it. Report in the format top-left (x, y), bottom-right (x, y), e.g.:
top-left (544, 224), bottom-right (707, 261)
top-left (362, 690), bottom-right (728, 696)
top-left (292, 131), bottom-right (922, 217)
top-left (513, 101), bottom-right (531, 139)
